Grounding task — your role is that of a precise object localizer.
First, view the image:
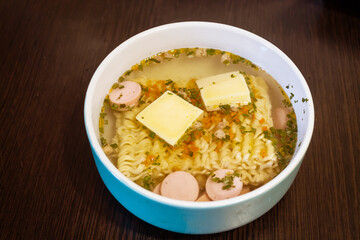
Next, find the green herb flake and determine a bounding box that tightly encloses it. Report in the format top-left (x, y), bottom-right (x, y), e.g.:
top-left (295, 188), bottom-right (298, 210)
top-left (165, 79), bottom-right (174, 85)
top-left (143, 175), bottom-right (153, 190)
top-left (111, 83), bottom-right (119, 89)
top-left (110, 143), bottom-right (118, 148)
top-left (141, 85), bottom-right (149, 92)
top-left (290, 93), bottom-right (294, 100)
top-left (149, 132), bottom-right (156, 139)
top-left (206, 49), bottom-right (216, 55)
top-left (152, 155), bottom-right (160, 165)
top-left (282, 99), bottom-right (292, 108)
top-left (149, 58), bottom-right (160, 63)
top-left (100, 137), bottom-right (107, 146)
top-left (211, 172), bottom-right (239, 190)
top-left (124, 70), bottom-right (133, 76)
top-left (224, 135), bottom-right (230, 141)
top-left (302, 98), bottom-right (309, 103)
top-left (219, 104), bottom-right (231, 115)
top-left (186, 50), bottom-right (195, 56)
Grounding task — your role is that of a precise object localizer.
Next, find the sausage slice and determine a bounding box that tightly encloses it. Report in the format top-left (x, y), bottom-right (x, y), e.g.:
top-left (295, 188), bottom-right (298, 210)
top-left (152, 183), bottom-right (161, 195)
top-left (160, 171), bottom-right (199, 201)
top-left (109, 81), bottom-right (142, 111)
top-left (205, 169), bottom-right (243, 201)
top-left (272, 107), bottom-right (290, 129)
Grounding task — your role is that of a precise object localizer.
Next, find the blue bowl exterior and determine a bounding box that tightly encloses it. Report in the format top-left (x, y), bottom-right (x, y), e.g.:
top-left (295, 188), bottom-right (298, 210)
top-left (90, 145), bottom-right (302, 234)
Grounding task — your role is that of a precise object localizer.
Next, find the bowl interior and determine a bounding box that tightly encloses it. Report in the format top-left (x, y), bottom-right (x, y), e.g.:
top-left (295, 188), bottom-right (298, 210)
top-left (84, 22), bottom-right (314, 206)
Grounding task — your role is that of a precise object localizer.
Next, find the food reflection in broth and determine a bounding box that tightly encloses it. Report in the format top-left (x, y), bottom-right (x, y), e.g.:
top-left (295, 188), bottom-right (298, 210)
top-left (99, 48), bottom-right (297, 201)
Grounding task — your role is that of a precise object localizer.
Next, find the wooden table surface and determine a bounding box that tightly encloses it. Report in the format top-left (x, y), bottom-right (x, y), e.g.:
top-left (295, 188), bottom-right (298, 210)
top-left (1, 0), bottom-right (359, 239)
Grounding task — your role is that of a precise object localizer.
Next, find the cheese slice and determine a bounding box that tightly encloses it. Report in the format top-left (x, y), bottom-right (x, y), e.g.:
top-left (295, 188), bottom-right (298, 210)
top-left (196, 71), bottom-right (251, 111)
top-left (136, 91), bottom-right (203, 146)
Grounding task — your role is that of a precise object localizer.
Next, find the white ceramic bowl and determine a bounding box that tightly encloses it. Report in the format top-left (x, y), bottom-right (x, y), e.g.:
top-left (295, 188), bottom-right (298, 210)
top-left (84, 22), bottom-right (314, 234)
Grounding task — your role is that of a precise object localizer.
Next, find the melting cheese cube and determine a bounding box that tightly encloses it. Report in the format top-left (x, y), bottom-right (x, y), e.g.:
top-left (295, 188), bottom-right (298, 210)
top-left (136, 91), bottom-right (203, 146)
top-left (196, 71), bottom-right (251, 111)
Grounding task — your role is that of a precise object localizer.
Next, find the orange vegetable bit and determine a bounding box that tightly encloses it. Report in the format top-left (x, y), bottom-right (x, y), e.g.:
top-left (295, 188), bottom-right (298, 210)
top-left (230, 111), bottom-right (237, 118)
top-left (155, 80), bottom-right (166, 91)
top-left (215, 141), bottom-right (223, 152)
top-left (189, 143), bottom-right (199, 154)
top-left (259, 118), bottom-right (265, 124)
top-left (260, 148), bottom-right (266, 158)
top-left (202, 117), bottom-right (212, 129)
top-left (182, 145), bottom-right (189, 156)
top-left (262, 126), bottom-right (268, 131)
top-left (211, 112), bottom-right (222, 125)
top-left (241, 106), bottom-right (249, 114)
top-left (144, 154), bottom-right (156, 166)
top-left (193, 130), bottom-right (203, 139)
top-left (229, 130), bottom-right (235, 140)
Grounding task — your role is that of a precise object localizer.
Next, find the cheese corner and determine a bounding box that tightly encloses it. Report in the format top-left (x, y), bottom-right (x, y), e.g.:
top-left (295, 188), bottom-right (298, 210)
top-left (196, 71), bottom-right (251, 111)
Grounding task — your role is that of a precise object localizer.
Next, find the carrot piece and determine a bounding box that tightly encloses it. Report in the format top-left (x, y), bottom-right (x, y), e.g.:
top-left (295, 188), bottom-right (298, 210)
top-left (144, 155), bottom-right (156, 166)
top-left (229, 131), bottom-right (235, 140)
top-left (215, 141), bottom-right (223, 152)
top-left (189, 144), bottom-right (199, 153)
top-left (260, 149), bottom-right (266, 158)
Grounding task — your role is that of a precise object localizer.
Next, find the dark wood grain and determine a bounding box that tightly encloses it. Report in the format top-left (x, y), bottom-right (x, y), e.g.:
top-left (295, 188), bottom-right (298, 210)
top-left (1, 0), bottom-right (359, 239)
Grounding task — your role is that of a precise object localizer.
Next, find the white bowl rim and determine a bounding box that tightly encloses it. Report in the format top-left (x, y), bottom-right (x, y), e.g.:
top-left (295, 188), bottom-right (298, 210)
top-left (84, 21), bottom-right (315, 209)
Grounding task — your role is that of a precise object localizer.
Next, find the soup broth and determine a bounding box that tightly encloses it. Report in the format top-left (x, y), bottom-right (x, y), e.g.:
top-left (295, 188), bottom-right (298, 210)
top-left (99, 48), bottom-right (297, 201)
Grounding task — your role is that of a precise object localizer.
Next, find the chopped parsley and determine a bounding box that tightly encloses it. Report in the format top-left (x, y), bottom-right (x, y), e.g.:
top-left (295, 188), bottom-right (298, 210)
top-left (165, 79), bottom-right (174, 85)
top-left (302, 98), bottom-right (309, 103)
top-left (211, 172), bottom-right (240, 190)
top-left (206, 48), bottom-right (216, 55)
top-left (110, 143), bottom-right (118, 148)
top-left (219, 104), bottom-right (231, 114)
top-left (149, 131), bottom-right (156, 139)
top-left (143, 175), bottom-right (153, 190)
top-left (100, 137), bottom-right (107, 146)
top-left (290, 92), bottom-right (294, 100)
